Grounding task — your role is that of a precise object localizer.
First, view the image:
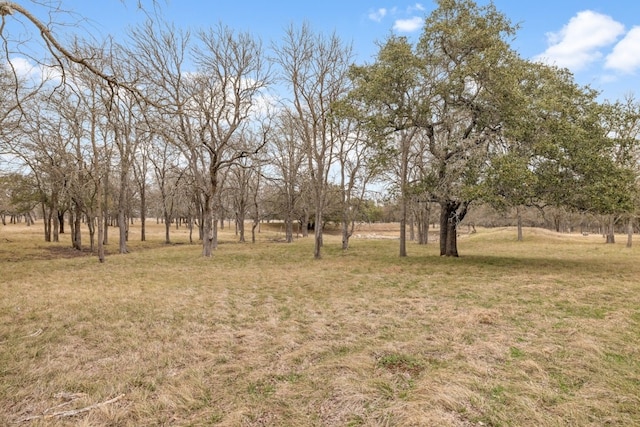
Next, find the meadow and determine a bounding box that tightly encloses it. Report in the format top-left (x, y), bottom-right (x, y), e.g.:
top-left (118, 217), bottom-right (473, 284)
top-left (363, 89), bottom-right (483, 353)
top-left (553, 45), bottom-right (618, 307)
top-left (1, 221), bottom-right (639, 426)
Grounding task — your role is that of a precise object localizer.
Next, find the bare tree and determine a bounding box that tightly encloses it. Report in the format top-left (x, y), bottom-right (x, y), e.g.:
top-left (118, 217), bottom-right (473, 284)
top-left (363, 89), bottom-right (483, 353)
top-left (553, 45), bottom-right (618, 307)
top-left (128, 20), bottom-right (271, 256)
top-left (332, 112), bottom-right (378, 250)
top-left (272, 23), bottom-right (353, 259)
top-left (187, 24), bottom-right (271, 257)
top-left (266, 109), bottom-right (307, 242)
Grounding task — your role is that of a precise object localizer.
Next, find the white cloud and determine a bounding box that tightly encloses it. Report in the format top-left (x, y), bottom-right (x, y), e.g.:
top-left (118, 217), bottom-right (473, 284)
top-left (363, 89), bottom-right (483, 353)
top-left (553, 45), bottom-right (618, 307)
top-left (5, 57), bottom-right (63, 85)
top-left (393, 16), bottom-right (423, 33)
top-left (407, 3), bottom-right (425, 13)
top-left (7, 57), bottom-right (40, 81)
top-left (368, 8), bottom-right (387, 22)
top-left (605, 26), bottom-right (640, 74)
top-left (534, 10), bottom-right (624, 71)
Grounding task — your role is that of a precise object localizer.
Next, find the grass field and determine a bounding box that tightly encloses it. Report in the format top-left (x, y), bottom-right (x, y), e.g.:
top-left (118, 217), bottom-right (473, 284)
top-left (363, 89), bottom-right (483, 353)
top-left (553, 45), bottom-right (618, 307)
top-left (1, 221), bottom-right (639, 426)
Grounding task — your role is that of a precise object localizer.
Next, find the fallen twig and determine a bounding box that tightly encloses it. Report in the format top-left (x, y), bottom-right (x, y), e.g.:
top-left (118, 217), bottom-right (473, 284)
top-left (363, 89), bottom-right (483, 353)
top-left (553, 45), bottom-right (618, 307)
top-left (18, 394), bottom-right (125, 423)
top-left (23, 329), bottom-right (43, 338)
top-left (43, 392), bottom-right (87, 414)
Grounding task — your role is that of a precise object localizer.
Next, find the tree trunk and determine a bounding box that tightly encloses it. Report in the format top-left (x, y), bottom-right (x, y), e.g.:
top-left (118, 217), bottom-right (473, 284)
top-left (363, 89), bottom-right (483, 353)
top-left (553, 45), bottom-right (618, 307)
top-left (52, 206), bottom-right (59, 242)
top-left (302, 209), bottom-right (310, 238)
top-left (439, 202), bottom-right (449, 256)
top-left (605, 215), bottom-right (615, 244)
top-left (202, 193), bottom-right (214, 257)
top-left (237, 211), bottom-right (246, 243)
top-left (341, 213), bottom-right (351, 250)
top-left (516, 206), bottom-right (523, 242)
top-left (251, 219), bottom-right (259, 243)
top-left (409, 212), bottom-right (415, 242)
top-left (140, 185), bottom-right (146, 242)
top-left (399, 200), bottom-right (407, 257)
top-left (103, 171), bottom-right (108, 245)
top-left (71, 204), bottom-right (82, 251)
top-left (96, 187), bottom-right (105, 263)
top-left (446, 217), bottom-right (458, 257)
top-left (285, 214), bottom-right (294, 243)
top-left (118, 209), bottom-right (129, 253)
top-left (212, 215), bottom-right (219, 250)
top-left (42, 203), bottom-right (51, 242)
top-left (313, 209), bottom-right (323, 259)
top-left (417, 202), bottom-right (430, 245)
top-left (439, 200), bottom-right (468, 257)
top-left (164, 211), bottom-right (172, 244)
top-left (626, 217), bottom-right (633, 248)
top-left (88, 215), bottom-right (96, 252)
top-left (399, 134), bottom-right (409, 257)
top-left (58, 211), bottom-right (65, 234)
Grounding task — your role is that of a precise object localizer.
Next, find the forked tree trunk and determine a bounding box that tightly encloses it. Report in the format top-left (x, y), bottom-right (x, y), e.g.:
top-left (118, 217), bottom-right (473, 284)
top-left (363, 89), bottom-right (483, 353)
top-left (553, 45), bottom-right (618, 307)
top-left (341, 212), bottom-right (353, 251)
top-left (439, 200), bottom-right (469, 257)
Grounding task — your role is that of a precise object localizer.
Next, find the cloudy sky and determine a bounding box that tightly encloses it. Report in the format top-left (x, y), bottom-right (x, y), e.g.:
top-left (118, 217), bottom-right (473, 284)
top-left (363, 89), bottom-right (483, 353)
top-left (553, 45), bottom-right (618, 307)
top-left (8, 0), bottom-right (640, 101)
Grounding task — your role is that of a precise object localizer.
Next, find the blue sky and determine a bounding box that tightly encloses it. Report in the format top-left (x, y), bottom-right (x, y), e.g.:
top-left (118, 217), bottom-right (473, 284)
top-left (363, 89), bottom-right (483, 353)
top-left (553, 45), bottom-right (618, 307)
top-left (12, 0), bottom-right (640, 102)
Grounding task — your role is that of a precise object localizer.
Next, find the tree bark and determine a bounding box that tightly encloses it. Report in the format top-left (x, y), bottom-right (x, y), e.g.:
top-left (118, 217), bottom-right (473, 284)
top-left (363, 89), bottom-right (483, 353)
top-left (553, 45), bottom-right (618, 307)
top-left (516, 206), bottom-right (523, 242)
top-left (202, 192), bottom-right (214, 257)
top-left (140, 184), bottom-right (146, 242)
top-left (285, 213), bottom-right (294, 243)
top-left (71, 204), bottom-right (82, 251)
top-left (164, 211), bottom-right (172, 244)
top-left (417, 202), bottom-right (430, 245)
top-left (313, 210), bottom-right (323, 259)
top-left (439, 200), bottom-right (468, 257)
top-left (605, 215), bottom-right (615, 244)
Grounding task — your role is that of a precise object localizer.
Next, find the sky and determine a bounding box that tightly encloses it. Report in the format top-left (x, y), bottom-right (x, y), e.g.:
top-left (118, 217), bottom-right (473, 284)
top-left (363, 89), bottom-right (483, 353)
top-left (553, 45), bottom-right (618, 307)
top-left (9, 0), bottom-right (640, 102)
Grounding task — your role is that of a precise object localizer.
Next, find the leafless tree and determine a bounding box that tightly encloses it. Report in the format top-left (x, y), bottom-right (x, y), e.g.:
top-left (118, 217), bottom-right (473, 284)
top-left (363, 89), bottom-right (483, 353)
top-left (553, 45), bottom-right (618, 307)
top-left (272, 23), bottom-right (353, 259)
top-left (187, 24), bottom-right (271, 256)
top-left (266, 109), bottom-right (307, 242)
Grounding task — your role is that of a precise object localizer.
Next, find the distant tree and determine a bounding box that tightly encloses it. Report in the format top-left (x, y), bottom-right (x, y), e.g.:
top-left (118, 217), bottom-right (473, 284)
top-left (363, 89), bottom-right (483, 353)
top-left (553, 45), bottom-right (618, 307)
top-left (273, 23), bottom-right (353, 259)
top-left (481, 60), bottom-right (557, 241)
top-left (228, 149), bottom-right (261, 243)
top-left (523, 71), bottom-right (637, 243)
top-left (346, 35), bottom-right (421, 257)
top-left (266, 109), bottom-right (307, 243)
top-left (2, 172), bottom-right (38, 224)
top-left (600, 96), bottom-right (640, 246)
top-left (333, 112), bottom-right (380, 250)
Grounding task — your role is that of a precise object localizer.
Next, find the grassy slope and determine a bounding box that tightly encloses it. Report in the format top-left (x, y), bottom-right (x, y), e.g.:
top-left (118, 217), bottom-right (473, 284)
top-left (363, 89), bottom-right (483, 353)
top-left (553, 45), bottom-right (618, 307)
top-left (1, 223), bottom-right (639, 426)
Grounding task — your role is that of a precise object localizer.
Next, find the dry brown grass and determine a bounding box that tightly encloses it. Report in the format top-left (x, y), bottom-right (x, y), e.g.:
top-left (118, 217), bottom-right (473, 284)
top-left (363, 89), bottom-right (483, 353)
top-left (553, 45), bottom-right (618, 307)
top-left (1, 222), bottom-right (639, 426)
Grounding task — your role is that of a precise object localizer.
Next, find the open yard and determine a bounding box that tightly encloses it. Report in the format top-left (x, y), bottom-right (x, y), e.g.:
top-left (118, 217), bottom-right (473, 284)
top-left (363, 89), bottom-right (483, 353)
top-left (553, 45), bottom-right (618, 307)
top-left (1, 222), bottom-right (639, 426)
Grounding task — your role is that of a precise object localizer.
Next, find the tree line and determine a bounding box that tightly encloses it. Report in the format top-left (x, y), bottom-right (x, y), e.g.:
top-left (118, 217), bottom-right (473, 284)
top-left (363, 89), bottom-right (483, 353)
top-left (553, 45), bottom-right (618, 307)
top-left (1, 0), bottom-right (639, 260)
